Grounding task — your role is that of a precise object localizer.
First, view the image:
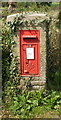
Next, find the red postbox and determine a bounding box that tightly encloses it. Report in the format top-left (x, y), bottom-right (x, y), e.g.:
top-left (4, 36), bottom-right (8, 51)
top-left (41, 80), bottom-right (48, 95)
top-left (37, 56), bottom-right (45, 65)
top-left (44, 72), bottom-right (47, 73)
top-left (19, 30), bottom-right (40, 76)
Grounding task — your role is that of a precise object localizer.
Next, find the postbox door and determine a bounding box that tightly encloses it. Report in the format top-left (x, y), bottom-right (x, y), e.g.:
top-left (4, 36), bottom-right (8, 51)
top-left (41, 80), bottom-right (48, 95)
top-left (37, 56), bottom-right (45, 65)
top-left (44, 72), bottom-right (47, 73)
top-left (20, 30), bottom-right (40, 76)
top-left (23, 44), bottom-right (38, 75)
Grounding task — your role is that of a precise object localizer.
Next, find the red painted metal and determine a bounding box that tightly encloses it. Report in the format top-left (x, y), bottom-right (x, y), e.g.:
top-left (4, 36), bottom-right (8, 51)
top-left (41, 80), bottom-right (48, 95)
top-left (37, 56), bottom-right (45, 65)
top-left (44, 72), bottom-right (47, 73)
top-left (19, 30), bottom-right (40, 76)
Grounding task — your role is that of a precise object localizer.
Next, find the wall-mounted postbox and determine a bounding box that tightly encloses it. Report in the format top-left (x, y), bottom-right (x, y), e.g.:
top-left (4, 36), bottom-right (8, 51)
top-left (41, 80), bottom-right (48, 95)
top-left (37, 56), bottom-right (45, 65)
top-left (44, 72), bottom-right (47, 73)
top-left (19, 30), bottom-right (40, 76)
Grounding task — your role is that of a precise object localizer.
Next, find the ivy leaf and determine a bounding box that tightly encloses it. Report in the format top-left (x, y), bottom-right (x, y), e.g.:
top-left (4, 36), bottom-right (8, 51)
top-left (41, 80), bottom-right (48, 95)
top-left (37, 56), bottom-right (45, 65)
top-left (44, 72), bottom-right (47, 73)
top-left (32, 99), bottom-right (38, 106)
top-left (27, 100), bottom-right (32, 103)
top-left (27, 105), bottom-right (31, 110)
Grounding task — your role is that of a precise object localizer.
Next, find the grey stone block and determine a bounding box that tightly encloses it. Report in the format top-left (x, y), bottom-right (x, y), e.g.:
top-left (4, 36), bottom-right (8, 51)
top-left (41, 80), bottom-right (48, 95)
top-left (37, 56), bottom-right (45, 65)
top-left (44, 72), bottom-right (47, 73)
top-left (32, 86), bottom-right (43, 90)
top-left (31, 81), bottom-right (46, 86)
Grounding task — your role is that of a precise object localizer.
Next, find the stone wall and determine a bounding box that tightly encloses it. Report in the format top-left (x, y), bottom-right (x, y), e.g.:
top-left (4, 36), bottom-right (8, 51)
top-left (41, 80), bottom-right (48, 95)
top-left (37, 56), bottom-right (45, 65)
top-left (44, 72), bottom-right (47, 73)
top-left (6, 13), bottom-right (49, 90)
top-left (6, 9), bottom-right (60, 90)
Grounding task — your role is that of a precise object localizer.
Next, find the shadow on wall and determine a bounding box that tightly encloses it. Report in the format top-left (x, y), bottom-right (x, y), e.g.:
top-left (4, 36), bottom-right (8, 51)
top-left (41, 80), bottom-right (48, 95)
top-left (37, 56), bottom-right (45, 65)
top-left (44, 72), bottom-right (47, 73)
top-left (46, 16), bottom-right (61, 91)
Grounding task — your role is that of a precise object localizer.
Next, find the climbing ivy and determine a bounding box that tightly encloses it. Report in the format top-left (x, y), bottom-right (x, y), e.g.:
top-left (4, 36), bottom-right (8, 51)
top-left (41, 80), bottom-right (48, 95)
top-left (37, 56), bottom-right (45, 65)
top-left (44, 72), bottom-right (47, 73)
top-left (2, 14), bottom-right (61, 118)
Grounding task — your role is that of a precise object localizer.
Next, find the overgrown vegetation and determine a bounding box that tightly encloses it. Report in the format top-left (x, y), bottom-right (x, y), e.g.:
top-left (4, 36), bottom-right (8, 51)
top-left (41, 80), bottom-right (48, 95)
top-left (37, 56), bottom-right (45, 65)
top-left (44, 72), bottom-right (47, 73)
top-left (3, 88), bottom-right (61, 118)
top-left (2, 2), bottom-right (59, 18)
top-left (46, 9), bottom-right (61, 91)
top-left (2, 17), bottom-right (61, 119)
top-left (2, 2), bottom-right (61, 118)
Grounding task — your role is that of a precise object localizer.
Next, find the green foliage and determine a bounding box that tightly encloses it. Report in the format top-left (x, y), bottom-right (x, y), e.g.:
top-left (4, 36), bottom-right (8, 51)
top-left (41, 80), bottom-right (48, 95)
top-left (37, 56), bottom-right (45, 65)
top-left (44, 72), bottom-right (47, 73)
top-left (54, 71), bottom-right (61, 90)
top-left (9, 92), bottom-right (39, 118)
top-left (42, 90), bottom-right (61, 109)
top-left (4, 89), bottom-right (44, 118)
top-left (2, 15), bottom-right (61, 118)
top-left (2, 7), bottom-right (9, 18)
top-left (46, 13), bottom-right (61, 91)
top-left (4, 89), bottom-right (61, 118)
top-left (2, 19), bottom-right (20, 104)
top-left (56, 11), bottom-right (61, 29)
top-left (2, 2), bottom-right (8, 7)
top-left (2, 2), bottom-right (59, 16)
top-left (7, 15), bottom-right (25, 34)
top-left (2, 22), bottom-right (13, 84)
top-left (36, 2), bottom-right (52, 8)
top-left (16, 2), bottom-right (52, 12)
top-left (47, 70), bottom-right (61, 91)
